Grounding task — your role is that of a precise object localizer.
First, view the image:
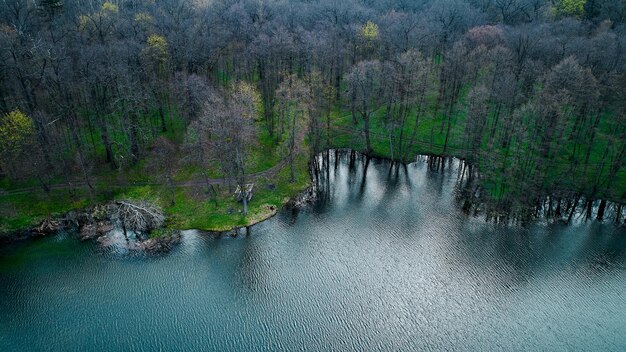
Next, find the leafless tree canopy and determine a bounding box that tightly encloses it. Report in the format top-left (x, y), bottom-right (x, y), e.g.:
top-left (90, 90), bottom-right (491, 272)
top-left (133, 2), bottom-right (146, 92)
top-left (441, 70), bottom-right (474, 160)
top-left (0, 0), bottom-right (624, 212)
top-left (113, 200), bottom-right (165, 234)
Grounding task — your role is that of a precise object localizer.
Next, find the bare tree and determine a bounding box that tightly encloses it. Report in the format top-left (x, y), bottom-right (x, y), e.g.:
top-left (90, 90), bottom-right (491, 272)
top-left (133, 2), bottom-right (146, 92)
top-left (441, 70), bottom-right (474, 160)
top-left (200, 82), bottom-right (259, 214)
top-left (148, 137), bottom-right (178, 206)
top-left (183, 86), bottom-right (222, 203)
top-left (276, 74), bottom-right (311, 182)
top-left (346, 60), bottom-right (382, 154)
top-left (113, 200), bottom-right (165, 239)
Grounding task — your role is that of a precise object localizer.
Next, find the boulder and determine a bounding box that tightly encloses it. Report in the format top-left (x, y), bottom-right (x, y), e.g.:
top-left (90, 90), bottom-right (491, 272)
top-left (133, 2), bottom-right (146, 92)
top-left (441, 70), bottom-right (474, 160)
top-left (33, 218), bottom-right (61, 235)
top-left (136, 233), bottom-right (182, 253)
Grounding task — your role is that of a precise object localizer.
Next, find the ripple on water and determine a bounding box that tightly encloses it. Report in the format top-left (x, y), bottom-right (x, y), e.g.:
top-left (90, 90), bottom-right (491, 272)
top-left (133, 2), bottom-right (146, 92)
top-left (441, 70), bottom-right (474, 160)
top-left (1, 151), bottom-right (625, 351)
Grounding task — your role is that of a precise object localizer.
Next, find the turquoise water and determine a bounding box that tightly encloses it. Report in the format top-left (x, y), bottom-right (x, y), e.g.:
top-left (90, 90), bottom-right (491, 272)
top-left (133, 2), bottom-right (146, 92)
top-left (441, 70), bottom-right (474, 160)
top-left (1, 153), bottom-right (625, 351)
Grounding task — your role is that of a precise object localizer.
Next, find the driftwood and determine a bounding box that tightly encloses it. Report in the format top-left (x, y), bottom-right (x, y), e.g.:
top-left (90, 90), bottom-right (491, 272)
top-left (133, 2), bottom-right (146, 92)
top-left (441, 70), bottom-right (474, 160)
top-left (113, 200), bottom-right (165, 236)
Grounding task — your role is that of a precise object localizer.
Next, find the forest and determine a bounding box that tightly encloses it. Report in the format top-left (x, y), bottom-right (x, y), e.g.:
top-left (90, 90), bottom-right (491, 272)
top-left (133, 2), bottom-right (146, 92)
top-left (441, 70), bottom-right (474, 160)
top-left (0, 0), bottom-right (625, 232)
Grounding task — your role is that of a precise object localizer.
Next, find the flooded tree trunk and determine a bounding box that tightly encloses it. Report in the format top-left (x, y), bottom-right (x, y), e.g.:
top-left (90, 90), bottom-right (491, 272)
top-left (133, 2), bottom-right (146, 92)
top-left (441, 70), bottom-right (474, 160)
top-left (596, 200), bottom-right (607, 221)
top-left (585, 200), bottom-right (593, 220)
top-left (567, 195), bottom-right (580, 223)
top-left (363, 113), bottom-right (372, 154)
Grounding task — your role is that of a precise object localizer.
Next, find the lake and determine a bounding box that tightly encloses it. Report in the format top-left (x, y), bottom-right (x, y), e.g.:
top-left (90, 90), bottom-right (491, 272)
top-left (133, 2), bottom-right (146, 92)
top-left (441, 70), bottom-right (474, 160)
top-left (1, 151), bottom-right (625, 351)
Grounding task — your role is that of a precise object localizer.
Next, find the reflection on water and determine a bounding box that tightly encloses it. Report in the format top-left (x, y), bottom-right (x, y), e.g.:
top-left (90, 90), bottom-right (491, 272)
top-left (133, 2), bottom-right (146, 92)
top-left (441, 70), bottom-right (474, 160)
top-left (1, 151), bottom-right (625, 351)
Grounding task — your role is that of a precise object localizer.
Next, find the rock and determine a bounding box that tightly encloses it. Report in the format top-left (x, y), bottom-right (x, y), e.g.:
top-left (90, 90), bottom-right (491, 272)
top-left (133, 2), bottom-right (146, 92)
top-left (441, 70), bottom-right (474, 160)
top-left (91, 204), bottom-right (110, 221)
top-left (78, 220), bottom-right (114, 241)
top-left (136, 233), bottom-right (182, 253)
top-left (96, 221), bottom-right (113, 235)
top-left (79, 224), bottom-right (98, 241)
top-left (96, 235), bottom-right (116, 247)
top-left (63, 210), bottom-right (91, 228)
top-left (287, 187), bottom-right (317, 208)
top-left (33, 218), bottom-right (61, 235)
top-left (220, 229), bottom-right (238, 237)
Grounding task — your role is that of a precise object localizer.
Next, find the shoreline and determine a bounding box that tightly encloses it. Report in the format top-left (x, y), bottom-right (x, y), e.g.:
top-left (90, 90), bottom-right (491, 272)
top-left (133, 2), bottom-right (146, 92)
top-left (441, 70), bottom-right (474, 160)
top-left (0, 153), bottom-right (311, 239)
top-left (0, 183), bottom-right (315, 249)
top-left (1, 150), bottom-right (624, 248)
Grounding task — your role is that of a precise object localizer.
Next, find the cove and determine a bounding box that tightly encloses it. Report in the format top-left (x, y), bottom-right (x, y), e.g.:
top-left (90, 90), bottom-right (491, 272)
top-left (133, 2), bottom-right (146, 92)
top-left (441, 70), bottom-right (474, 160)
top-left (1, 152), bottom-right (625, 351)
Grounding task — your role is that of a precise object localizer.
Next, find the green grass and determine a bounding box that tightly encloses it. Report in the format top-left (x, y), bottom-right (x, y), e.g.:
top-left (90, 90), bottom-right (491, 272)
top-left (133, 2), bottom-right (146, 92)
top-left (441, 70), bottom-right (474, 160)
top-left (1, 88), bottom-right (625, 234)
top-left (164, 155), bottom-right (310, 231)
top-left (0, 141), bottom-right (310, 233)
top-left (0, 190), bottom-right (93, 232)
top-left (327, 95), bottom-right (626, 204)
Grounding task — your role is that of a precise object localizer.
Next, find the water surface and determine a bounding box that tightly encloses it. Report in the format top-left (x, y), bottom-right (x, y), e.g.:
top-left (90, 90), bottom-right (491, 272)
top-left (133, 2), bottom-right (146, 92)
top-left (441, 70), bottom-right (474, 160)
top-left (1, 152), bottom-right (625, 351)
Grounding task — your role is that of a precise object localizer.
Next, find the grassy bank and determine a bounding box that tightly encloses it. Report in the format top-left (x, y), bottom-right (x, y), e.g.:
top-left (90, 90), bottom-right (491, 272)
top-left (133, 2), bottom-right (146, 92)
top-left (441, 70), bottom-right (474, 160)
top-left (2, 101), bottom-right (625, 234)
top-left (0, 156), bottom-right (310, 235)
top-left (327, 103), bottom-right (626, 203)
top-left (0, 118), bottom-right (311, 234)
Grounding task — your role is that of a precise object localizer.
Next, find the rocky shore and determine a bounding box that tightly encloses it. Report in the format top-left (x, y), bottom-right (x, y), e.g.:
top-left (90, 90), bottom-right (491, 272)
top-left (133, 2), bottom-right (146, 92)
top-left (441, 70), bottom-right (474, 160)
top-left (0, 185), bottom-right (320, 252)
top-left (0, 203), bottom-right (181, 254)
top-left (286, 186), bottom-right (317, 208)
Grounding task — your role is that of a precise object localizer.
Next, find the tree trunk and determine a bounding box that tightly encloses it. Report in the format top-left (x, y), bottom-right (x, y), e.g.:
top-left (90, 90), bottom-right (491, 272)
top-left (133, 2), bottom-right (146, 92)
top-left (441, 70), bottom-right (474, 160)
top-left (567, 195), bottom-right (580, 223)
top-left (596, 199), bottom-right (607, 221)
top-left (290, 113), bottom-right (297, 182)
top-left (159, 105), bottom-right (167, 133)
top-left (168, 176), bottom-right (175, 205)
top-left (363, 113), bottom-right (372, 154)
